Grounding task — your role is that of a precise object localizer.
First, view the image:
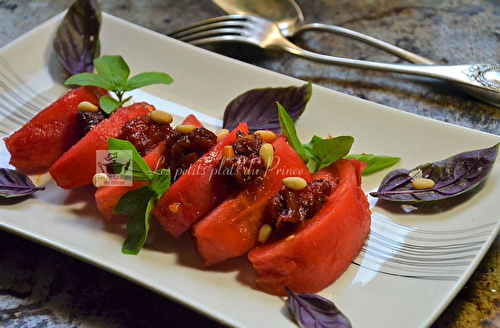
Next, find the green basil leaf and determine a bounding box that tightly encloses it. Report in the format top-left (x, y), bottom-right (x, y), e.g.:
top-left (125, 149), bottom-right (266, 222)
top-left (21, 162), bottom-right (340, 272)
top-left (125, 72), bottom-right (174, 91)
top-left (65, 72), bottom-right (113, 90)
top-left (312, 136), bottom-right (354, 170)
top-left (223, 83), bottom-right (312, 132)
top-left (150, 169), bottom-right (171, 197)
top-left (303, 135), bottom-right (322, 150)
top-left (345, 154), bottom-right (401, 175)
top-left (66, 55), bottom-right (173, 114)
top-left (0, 168), bottom-right (45, 198)
top-left (121, 95), bottom-right (133, 104)
top-left (107, 138), bottom-right (152, 181)
top-left (278, 103), bottom-right (309, 164)
top-left (121, 192), bottom-right (157, 255)
top-left (53, 0), bottom-right (101, 75)
top-left (99, 95), bottom-right (120, 114)
top-left (93, 55), bottom-right (130, 88)
top-left (370, 143), bottom-right (499, 203)
top-left (114, 186), bottom-right (155, 215)
top-left (303, 135), bottom-right (322, 159)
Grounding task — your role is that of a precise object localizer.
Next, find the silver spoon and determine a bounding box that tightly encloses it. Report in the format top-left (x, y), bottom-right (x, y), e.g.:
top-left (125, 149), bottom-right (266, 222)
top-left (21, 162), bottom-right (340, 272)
top-left (212, 0), bottom-right (500, 107)
top-left (212, 0), bottom-right (434, 64)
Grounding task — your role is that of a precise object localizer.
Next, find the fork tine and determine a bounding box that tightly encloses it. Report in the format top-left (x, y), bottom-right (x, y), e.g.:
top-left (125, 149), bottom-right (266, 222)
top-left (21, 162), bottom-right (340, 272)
top-left (168, 14), bottom-right (260, 47)
top-left (186, 35), bottom-right (252, 46)
top-left (176, 27), bottom-right (244, 43)
top-left (168, 15), bottom-right (248, 38)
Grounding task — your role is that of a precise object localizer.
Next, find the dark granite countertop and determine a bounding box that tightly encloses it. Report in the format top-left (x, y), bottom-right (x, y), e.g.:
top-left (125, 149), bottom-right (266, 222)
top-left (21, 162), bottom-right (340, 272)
top-left (1, 0), bottom-right (499, 327)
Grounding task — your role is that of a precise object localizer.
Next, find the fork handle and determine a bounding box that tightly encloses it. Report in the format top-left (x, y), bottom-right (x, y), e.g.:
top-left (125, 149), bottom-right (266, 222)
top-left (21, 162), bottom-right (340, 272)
top-left (294, 23), bottom-right (436, 65)
top-left (278, 38), bottom-right (500, 102)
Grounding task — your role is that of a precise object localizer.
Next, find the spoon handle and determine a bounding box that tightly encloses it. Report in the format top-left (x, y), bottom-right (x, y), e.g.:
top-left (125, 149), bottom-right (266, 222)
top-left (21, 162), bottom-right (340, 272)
top-left (277, 38), bottom-right (500, 105)
top-left (294, 23), bottom-right (436, 65)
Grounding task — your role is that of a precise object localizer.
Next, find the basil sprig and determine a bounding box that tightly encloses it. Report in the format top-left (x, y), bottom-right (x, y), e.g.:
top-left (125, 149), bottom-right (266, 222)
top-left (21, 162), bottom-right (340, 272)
top-left (345, 153), bottom-right (402, 175)
top-left (278, 103), bottom-right (310, 163)
top-left (66, 55), bottom-right (173, 114)
top-left (278, 103), bottom-right (400, 174)
top-left (108, 138), bottom-right (171, 255)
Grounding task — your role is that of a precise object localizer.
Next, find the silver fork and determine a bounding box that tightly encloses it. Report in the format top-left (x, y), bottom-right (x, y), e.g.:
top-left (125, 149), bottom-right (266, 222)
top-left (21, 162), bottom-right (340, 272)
top-left (169, 15), bottom-right (500, 107)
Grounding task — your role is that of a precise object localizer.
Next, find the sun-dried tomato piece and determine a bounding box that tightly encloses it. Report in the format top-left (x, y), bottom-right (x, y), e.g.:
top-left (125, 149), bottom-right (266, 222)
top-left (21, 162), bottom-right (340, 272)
top-left (121, 115), bottom-right (178, 157)
top-left (218, 132), bottom-right (267, 185)
top-left (233, 131), bottom-right (264, 156)
top-left (76, 110), bottom-right (108, 139)
top-left (220, 155), bottom-right (266, 185)
top-left (169, 127), bottom-right (217, 180)
top-left (267, 179), bottom-right (338, 236)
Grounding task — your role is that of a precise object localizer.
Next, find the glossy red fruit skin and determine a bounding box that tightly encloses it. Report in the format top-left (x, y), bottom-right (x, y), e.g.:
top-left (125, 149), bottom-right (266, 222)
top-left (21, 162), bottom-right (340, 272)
top-left (152, 123), bottom-right (249, 238)
top-left (247, 159), bottom-right (371, 296)
top-left (4, 86), bottom-right (107, 173)
top-left (95, 115), bottom-right (202, 220)
top-left (49, 102), bottom-right (155, 189)
top-left (192, 136), bottom-right (312, 266)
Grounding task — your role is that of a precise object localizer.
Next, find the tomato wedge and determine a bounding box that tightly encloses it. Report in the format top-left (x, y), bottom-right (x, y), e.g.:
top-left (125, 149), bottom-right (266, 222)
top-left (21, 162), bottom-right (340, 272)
top-left (4, 87), bottom-right (107, 173)
top-left (192, 137), bottom-right (312, 266)
top-left (152, 123), bottom-right (249, 238)
top-left (49, 102), bottom-right (154, 189)
top-left (180, 114), bottom-right (204, 128)
top-left (95, 114), bottom-right (204, 220)
top-left (247, 159), bottom-right (371, 296)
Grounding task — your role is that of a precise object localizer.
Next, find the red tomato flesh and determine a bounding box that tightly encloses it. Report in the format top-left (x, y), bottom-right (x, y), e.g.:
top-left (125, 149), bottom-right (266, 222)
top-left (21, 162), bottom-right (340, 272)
top-left (94, 115), bottom-right (203, 220)
top-left (192, 137), bottom-right (312, 266)
top-left (180, 114), bottom-right (204, 128)
top-left (247, 159), bottom-right (371, 296)
top-left (152, 123), bottom-right (249, 238)
top-left (4, 87), bottom-right (107, 173)
top-left (49, 102), bottom-right (154, 189)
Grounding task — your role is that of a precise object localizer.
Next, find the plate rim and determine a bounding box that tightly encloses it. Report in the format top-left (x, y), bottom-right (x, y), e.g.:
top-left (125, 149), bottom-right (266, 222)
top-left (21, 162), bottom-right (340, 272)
top-left (1, 11), bottom-right (499, 328)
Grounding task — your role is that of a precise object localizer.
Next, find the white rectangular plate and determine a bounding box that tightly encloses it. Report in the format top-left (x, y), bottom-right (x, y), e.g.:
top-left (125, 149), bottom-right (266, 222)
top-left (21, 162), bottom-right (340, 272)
top-left (1, 13), bottom-right (499, 328)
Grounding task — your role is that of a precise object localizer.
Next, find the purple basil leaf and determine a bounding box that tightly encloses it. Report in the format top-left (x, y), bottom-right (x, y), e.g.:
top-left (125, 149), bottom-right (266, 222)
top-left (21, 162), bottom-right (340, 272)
top-left (285, 287), bottom-right (351, 328)
top-left (370, 143), bottom-right (499, 203)
top-left (223, 83), bottom-right (312, 132)
top-left (53, 0), bottom-right (101, 75)
top-left (0, 168), bottom-right (45, 198)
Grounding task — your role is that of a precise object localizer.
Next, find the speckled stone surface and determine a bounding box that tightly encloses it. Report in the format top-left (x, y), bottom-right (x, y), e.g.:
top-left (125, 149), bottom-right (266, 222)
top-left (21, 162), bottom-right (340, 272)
top-left (1, 0), bottom-right (499, 327)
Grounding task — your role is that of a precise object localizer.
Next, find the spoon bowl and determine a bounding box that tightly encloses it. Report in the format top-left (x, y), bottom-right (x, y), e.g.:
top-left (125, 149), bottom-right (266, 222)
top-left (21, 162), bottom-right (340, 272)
top-left (212, 0), bottom-right (302, 35)
top-left (212, 0), bottom-right (434, 64)
top-left (211, 0), bottom-right (500, 107)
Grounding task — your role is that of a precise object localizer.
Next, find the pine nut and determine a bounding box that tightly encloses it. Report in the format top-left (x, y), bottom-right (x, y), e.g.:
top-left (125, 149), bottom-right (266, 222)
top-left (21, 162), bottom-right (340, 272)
top-left (412, 177), bottom-right (435, 190)
top-left (176, 124), bottom-right (196, 134)
top-left (282, 177), bottom-right (307, 190)
top-left (254, 130), bottom-right (276, 143)
top-left (150, 110), bottom-right (173, 124)
top-left (222, 145), bottom-right (236, 159)
top-left (77, 101), bottom-right (99, 113)
top-left (215, 129), bottom-right (230, 143)
top-left (259, 143), bottom-right (274, 168)
top-left (92, 173), bottom-right (109, 187)
top-left (168, 203), bottom-right (180, 213)
top-left (258, 224), bottom-right (273, 243)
